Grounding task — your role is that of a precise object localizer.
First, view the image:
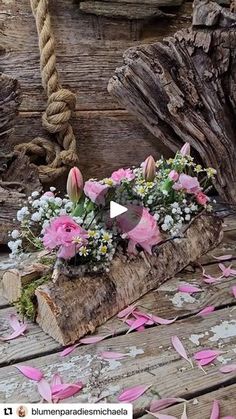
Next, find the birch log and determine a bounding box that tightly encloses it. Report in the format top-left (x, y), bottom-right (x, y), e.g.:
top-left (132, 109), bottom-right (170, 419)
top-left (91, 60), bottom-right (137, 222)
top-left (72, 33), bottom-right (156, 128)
top-left (35, 213), bottom-right (222, 345)
top-left (108, 0), bottom-right (236, 204)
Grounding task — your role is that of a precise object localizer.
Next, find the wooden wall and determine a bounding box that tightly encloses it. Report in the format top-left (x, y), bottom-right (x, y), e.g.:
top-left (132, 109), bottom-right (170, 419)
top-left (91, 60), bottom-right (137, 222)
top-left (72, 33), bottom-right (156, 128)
top-left (0, 0), bottom-right (193, 179)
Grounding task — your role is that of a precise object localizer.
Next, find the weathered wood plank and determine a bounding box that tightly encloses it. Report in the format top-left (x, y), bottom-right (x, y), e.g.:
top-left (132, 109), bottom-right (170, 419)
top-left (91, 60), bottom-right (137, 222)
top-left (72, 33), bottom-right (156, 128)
top-left (0, 263), bottom-right (235, 367)
top-left (95, 0), bottom-right (183, 4)
top-left (142, 383), bottom-right (236, 419)
top-left (0, 308), bottom-right (235, 412)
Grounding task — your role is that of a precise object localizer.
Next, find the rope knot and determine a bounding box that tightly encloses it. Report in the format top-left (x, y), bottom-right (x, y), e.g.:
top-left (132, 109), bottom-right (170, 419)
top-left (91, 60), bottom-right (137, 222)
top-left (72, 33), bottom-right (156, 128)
top-left (42, 88), bottom-right (76, 134)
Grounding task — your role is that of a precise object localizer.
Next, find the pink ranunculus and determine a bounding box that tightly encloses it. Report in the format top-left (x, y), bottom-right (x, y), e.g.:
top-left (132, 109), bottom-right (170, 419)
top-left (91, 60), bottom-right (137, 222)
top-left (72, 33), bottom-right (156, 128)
top-left (173, 173), bottom-right (201, 194)
top-left (117, 205), bottom-right (162, 255)
top-left (84, 180), bottom-right (109, 205)
top-left (195, 191), bottom-right (209, 205)
top-left (111, 168), bottom-right (135, 184)
top-left (43, 215), bottom-right (88, 260)
top-left (169, 170), bottom-right (179, 182)
top-left (180, 142), bottom-right (190, 156)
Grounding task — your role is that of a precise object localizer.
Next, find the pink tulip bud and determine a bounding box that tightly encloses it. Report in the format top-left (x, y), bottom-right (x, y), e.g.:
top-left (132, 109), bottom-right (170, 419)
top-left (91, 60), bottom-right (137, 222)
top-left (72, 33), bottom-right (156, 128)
top-left (169, 170), bottom-right (179, 182)
top-left (180, 143), bottom-right (190, 156)
top-left (66, 167), bottom-right (83, 203)
top-left (143, 156), bottom-right (156, 181)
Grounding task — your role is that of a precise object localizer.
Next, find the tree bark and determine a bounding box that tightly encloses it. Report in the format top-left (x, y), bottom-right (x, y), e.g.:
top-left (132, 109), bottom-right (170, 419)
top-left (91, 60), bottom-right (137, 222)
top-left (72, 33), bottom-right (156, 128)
top-left (35, 212), bottom-right (222, 345)
top-left (108, 0), bottom-right (236, 203)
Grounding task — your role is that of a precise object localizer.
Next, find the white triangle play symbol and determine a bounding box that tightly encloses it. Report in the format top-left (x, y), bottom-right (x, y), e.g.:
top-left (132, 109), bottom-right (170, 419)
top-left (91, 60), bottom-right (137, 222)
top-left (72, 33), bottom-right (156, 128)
top-left (110, 201), bottom-right (128, 219)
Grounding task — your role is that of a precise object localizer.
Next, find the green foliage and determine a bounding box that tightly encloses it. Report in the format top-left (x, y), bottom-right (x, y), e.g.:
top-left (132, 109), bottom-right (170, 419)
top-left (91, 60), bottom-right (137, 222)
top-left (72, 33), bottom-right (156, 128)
top-left (15, 275), bottom-right (50, 321)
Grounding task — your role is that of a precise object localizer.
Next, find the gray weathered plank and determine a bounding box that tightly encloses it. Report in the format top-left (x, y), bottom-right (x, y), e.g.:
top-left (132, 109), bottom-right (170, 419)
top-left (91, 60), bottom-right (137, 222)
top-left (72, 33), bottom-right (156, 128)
top-left (0, 307), bottom-right (235, 414)
top-left (0, 263), bottom-right (236, 367)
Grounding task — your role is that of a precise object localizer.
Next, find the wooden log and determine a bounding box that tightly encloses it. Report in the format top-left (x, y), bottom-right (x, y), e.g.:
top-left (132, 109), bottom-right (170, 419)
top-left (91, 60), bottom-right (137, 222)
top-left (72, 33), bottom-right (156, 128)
top-left (80, 1), bottom-right (174, 19)
top-left (2, 251), bottom-right (50, 303)
top-left (108, 0), bottom-right (236, 204)
top-left (35, 213), bottom-right (223, 345)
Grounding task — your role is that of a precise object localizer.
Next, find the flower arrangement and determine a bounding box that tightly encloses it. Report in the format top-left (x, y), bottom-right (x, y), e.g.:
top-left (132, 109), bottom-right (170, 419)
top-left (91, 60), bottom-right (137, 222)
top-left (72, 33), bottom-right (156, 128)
top-left (8, 143), bottom-right (216, 274)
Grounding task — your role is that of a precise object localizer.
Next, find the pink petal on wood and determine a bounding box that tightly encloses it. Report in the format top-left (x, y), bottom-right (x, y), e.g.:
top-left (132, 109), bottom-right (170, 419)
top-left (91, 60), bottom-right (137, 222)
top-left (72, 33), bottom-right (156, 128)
top-left (100, 351), bottom-right (127, 360)
top-left (37, 378), bottom-right (52, 403)
top-left (232, 286), bottom-right (236, 298)
top-left (51, 373), bottom-right (63, 387)
top-left (146, 412), bottom-right (178, 419)
top-left (79, 335), bottom-right (109, 344)
top-left (219, 364), bottom-right (236, 373)
top-left (219, 264), bottom-right (232, 278)
top-left (194, 350), bottom-right (223, 360)
top-left (117, 304), bottom-right (137, 319)
top-left (60, 344), bottom-right (80, 357)
top-left (133, 311), bottom-right (154, 325)
top-left (198, 355), bottom-right (218, 366)
top-left (152, 315), bottom-right (177, 325)
top-left (197, 306), bottom-right (215, 316)
top-left (150, 398), bottom-right (186, 412)
top-left (52, 382), bottom-right (83, 401)
top-left (178, 284), bottom-right (202, 294)
top-left (0, 324), bottom-right (27, 341)
top-left (202, 268), bottom-right (223, 284)
top-left (9, 314), bottom-right (22, 331)
top-left (118, 384), bottom-right (151, 402)
top-left (213, 254), bottom-right (233, 261)
top-left (171, 336), bottom-right (192, 366)
top-left (210, 400), bottom-right (220, 419)
top-left (15, 365), bottom-right (44, 381)
top-left (126, 316), bottom-right (148, 333)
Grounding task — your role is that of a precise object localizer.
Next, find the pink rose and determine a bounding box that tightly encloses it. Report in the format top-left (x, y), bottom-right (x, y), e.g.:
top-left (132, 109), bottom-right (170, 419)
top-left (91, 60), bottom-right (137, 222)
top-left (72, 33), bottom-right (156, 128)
top-left (173, 173), bottom-right (201, 194)
top-left (195, 191), bottom-right (209, 205)
top-left (111, 168), bottom-right (135, 184)
top-left (43, 215), bottom-right (88, 260)
top-left (117, 205), bottom-right (162, 255)
top-left (169, 170), bottom-right (179, 182)
top-left (180, 143), bottom-right (190, 156)
top-left (84, 180), bottom-right (109, 205)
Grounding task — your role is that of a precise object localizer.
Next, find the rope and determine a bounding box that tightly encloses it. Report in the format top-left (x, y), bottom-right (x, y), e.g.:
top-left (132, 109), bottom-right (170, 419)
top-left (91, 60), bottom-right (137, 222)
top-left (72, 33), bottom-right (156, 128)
top-left (15, 0), bottom-right (79, 183)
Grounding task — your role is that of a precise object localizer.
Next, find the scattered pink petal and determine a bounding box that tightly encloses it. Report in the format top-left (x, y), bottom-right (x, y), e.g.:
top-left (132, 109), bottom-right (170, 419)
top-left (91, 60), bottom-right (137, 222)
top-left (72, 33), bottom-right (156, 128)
top-left (219, 263), bottom-right (236, 278)
top-left (126, 316), bottom-right (148, 333)
top-left (213, 254), bottom-right (233, 261)
top-left (100, 351), bottom-right (127, 360)
top-left (202, 268), bottom-right (223, 284)
top-left (146, 412), bottom-right (177, 419)
top-left (219, 364), bottom-right (236, 373)
top-left (118, 384), bottom-right (151, 402)
top-left (117, 304), bottom-right (137, 319)
top-left (0, 324), bottom-right (27, 341)
top-left (197, 306), bottom-right (215, 316)
top-left (151, 315), bottom-right (177, 325)
top-left (37, 378), bottom-right (52, 403)
top-left (15, 365), bottom-right (44, 382)
top-left (178, 284), bottom-right (202, 294)
top-left (60, 344), bottom-right (80, 357)
top-left (171, 336), bottom-right (192, 366)
top-left (150, 398), bottom-right (186, 412)
top-left (51, 373), bottom-right (63, 387)
top-left (194, 349), bottom-right (223, 360)
top-left (133, 311), bottom-right (154, 325)
top-left (232, 286), bottom-right (236, 298)
top-left (9, 314), bottom-right (22, 331)
top-left (52, 382), bottom-right (83, 401)
top-left (198, 355), bottom-right (218, 366)
top-left (79, 335), bottom-right (109, 344)
top-left (210, 400), bottom-right (220, 419)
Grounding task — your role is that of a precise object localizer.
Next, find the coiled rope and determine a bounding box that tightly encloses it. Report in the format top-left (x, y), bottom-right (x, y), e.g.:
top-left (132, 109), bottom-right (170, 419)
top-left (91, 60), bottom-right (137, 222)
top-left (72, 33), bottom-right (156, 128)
top-left (15, 0), bottom-right (79, 183)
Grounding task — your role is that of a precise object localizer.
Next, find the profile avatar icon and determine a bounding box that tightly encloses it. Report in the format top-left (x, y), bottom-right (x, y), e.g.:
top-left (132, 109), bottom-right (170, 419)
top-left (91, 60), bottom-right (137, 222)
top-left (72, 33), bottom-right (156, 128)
top-left (16, 406), bottom-right (28, 417)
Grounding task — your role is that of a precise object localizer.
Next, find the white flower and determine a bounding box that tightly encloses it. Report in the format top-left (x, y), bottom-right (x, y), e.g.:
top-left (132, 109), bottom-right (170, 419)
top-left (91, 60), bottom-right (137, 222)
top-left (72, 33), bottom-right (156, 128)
top-left (59, 209), bottom-right (67, 216)
top-left (184, 208), bottom-right (190, 214)
top-left (161, 224), bottom-right (169, 231)
top-left (31, 191), bottom-right (39, 198)
top-left (164, 215), bottom-right (173, 225)
top-left (153, 213), bottom-right (160, 221)
top-left (32, 199), bottom-right (40, 208)
top-left (17, 206), bottom-right (29, 222)
top-left (54, 197), bottom-right (62, 206)
top-left (11, 229), bottom-right (20, 239)
top-left (50, 187), bottom-right (56, 192)
top-left (172, 208), bottom-right (177, 214)
top-left (31, 212), bottom-right (42, 222)
top-left (185, 214), bottom-right (191, 221)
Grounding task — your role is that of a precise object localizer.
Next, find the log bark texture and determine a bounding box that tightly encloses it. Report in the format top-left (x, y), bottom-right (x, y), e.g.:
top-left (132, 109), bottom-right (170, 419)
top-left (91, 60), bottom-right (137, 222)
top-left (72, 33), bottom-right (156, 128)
top-left (35, 212), bottom-right (222, 345)
top-left (108, 0), bottom-right (236, 204)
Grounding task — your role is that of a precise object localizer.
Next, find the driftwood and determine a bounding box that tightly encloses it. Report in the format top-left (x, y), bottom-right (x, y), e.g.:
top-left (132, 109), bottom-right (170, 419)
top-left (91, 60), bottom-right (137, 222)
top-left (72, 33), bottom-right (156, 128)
top-left (34, 213), bottom-right (222, 345)
top-left (79, 1), bottom-right (178, 19)
top-left (108, 0), bottom-right (236, 204)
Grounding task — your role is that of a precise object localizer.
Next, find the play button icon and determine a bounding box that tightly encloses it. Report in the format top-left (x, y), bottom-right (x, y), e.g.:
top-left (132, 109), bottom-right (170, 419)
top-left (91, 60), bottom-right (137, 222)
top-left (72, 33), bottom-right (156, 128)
top-left (110, 201), bottom-right (128, 219)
